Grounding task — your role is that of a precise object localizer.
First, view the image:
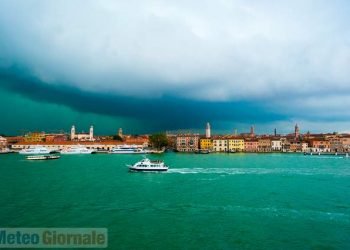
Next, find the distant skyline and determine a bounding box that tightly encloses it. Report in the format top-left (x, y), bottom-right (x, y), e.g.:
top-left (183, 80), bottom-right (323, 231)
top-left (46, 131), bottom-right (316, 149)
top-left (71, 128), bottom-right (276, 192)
top-left (1, 1), bottom-right (350, 134)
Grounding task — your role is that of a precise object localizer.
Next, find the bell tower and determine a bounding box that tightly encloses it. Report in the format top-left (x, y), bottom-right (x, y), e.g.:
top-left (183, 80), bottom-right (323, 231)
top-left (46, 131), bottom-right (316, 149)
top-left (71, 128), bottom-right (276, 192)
top-left (205, 122), bottom-right (211, 138)
top-left (71, 125), bottom-right (76, 140)
top-left (295, 124), bottom-right (300, 138)
top-left (89, 125), bottom-right (94, 141)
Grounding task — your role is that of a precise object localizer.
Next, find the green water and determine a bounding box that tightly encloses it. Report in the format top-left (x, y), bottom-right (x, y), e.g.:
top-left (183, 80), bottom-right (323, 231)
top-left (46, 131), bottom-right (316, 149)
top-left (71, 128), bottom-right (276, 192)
top-left (0, 153), bottom-right (349, 249)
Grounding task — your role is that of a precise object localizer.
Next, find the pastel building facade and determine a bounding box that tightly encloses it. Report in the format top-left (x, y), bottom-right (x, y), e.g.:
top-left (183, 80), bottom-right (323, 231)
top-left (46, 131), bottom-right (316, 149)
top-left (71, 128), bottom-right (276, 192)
top-left (244, 140), bottom-right (259, 152)
top-left (24, 132), bottom-right (45, 142)
top-left (329, 137), bottom-right (343, 152)
top-left (228, 138), bottom-right (245, 152)
top-left (301, 142), bottom-right (309, 152)
top-left (309, 139), bottom-right (331, 152)
top-left (212, 138), bottom-right (228, 152)
top-left (200, 138), bottom-right (213, 151)
top-left (281, 138), bottom-right (291, 152)
top-left (258, 138), bottom-right (272, 152)
top-left (341, 137), bottom-right (350, 152)
top-left (271, 140), bottom-right (282, 151)
top-left (289, 141), bottom-right (302, 152)
top-left (176, 135), bottom-right (199, 152)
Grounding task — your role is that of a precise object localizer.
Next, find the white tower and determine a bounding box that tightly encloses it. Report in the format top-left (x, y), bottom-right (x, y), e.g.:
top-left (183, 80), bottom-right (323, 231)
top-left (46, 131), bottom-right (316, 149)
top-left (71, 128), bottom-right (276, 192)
top-left (89, 125), bottom-right (94, 141)
top-left (205, 122), bottom-right (211, 138)
top-left (118, 128), bottom-right (123, 138)
top-left (71, 125), bottom-right (76, 141)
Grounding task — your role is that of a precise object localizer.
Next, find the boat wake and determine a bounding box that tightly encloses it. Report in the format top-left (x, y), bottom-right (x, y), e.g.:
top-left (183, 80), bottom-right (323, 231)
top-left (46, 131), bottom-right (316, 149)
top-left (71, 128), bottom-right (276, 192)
top-left (167, 167), bottom-right (350, 176)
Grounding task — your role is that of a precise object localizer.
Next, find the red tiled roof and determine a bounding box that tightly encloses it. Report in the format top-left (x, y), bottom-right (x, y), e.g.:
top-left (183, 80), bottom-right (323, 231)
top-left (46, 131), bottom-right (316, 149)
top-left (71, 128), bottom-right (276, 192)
top-left (14, 140), bottom-right (144, 146)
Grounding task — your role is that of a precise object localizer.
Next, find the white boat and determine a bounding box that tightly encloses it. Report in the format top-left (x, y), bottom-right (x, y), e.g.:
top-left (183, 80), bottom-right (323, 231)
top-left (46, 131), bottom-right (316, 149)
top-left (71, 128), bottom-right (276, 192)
top-left (60, 145), bottom-right (95, 154)
top-left (128, 157), bottom-right (169, 172)
top-left (109, 145), bottom-right (149, 154)
top-left (19, 146), bottom-right (52, 155)
top-left (26, 155), bottom-right (60, 160)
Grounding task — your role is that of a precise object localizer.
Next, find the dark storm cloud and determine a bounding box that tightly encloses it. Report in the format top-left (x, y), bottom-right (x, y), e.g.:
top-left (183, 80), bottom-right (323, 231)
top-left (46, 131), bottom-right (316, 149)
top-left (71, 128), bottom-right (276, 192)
top-left (1, 0), bottom-right (350, 131)
top-left (0, 69), bottom-right (285, 130)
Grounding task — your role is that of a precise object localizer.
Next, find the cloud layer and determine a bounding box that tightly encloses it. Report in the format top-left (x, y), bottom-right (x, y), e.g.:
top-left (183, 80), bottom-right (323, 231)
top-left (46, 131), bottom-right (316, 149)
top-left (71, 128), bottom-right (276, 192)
top-left (1, 0), bottom-right (350, 130)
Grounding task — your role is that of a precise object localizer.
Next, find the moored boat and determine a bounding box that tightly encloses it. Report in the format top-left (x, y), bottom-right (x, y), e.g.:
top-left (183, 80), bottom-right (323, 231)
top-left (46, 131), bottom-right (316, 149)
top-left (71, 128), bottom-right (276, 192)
top-left (128, 157), bottom-right (169, 172)
top-left (19, 146), bottom-right (53, 155)
top-left (109, 145), bottom-right (149, 154)
top-left (26, 155), bottom-right (61, 160)
top-left (60, 145), bottom-right (95, 154)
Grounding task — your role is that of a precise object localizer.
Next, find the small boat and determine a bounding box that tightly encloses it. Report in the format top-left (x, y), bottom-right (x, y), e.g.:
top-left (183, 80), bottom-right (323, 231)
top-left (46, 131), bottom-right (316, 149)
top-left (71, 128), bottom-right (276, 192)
top-left (26, 155), bottom-right (61, 160)
top-left (128, 157), bottom-right (169, 172)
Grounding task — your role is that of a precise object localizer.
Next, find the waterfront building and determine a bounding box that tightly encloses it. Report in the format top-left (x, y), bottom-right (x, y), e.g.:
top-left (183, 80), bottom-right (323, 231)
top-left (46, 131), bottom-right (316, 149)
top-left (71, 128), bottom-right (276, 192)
top-left (70, 125), bottom-right (95, 141)
top-left (45, 134), bottom-right (68, 143)
top-left (329, 137), bottom-right (343, 152)
top-left (258, 138), bottom-right (272, 152)
top-left (123, 135), bottom-right (149, 148)
top-left (205, 123), bottom-right (211, 138)
top-left (4, 136), bottom-right (24, 147)
top-left (309, 139), bottom-right (331, 152)
top-left (271, 139), bottom-right (282, 151)
top-left (340, 136), bottom-right (350, 152)
top-left (0, 136), bottom-right (7, 149)
top-left (24, 132), bottom-right (45, 142)
top-left (176, 134), bottom-right (199, 152)
top-left (200, 138), bottom-right (213, 151)
top-left (280, 138), bottom-right (291, 152)
top-left (212, 137), bottom-right (228, 152)
top-left (289, 140), bottom-right (302, 152)
top-left (301, 142), bottom-right (309, 152)
top-left (244, 139), bottom-right (259, 152)
top-left (166, 134), bottom-right (177, 149)
top-left (227, 137), bottom-right (244, 152)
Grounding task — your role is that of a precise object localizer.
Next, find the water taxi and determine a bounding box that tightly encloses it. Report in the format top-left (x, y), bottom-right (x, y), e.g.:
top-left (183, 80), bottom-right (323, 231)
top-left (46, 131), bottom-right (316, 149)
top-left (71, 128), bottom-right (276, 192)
top-left (128, 157), bottom-right (169, 172)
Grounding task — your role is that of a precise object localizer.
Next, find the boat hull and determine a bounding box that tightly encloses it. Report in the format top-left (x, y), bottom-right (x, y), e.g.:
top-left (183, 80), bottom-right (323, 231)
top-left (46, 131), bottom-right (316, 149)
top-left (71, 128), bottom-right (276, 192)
top-left (60, 152), bottom-right (94, 154)
top-left (109, 151), bottom-right (147, 154)
top-left (129, 167), bottom-right (168, 172)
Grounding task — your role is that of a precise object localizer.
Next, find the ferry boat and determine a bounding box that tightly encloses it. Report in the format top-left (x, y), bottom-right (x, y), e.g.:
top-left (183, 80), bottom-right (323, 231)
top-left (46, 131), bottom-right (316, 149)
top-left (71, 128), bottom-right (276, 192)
top-left (128, 157), bottom-right (169, 172)
top-left (109, 145), bottom-right (148, 154)
top-left (19, 146), bottom-right (53, 155)
top-left (60, 145), bottom-right (95, 154)
top-left (26, 155), bottom-right (60, 160)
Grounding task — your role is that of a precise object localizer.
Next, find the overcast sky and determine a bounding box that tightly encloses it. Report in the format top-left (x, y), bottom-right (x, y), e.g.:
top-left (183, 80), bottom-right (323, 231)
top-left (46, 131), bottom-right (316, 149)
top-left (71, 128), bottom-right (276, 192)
top-left (1, 0), bottom-right (350, 133)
